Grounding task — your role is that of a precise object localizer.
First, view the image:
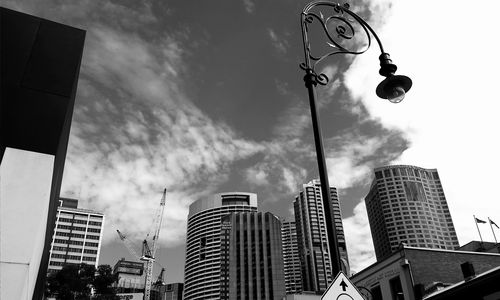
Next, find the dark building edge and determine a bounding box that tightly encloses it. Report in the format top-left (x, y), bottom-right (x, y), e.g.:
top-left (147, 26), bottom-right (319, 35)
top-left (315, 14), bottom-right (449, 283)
top-left (33, 36), bottom-right (84, 300)
top-left (0, 7), bottom-right (86, 299)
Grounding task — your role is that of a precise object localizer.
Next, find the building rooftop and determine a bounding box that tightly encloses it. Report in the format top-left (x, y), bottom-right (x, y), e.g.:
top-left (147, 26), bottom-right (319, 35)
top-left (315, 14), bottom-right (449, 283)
top-left (57, 205), bottom-right (104, 216)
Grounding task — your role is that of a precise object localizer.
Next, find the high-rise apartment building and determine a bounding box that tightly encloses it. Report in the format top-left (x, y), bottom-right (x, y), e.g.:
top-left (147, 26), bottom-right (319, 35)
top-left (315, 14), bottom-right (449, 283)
top-left (281, 221), bottom-right (302, 294)
top-left (293, 179), bottom-right (349, 293)
top-left (183, 192), bottom-right (258, 300)
top-left (221, 212), bottom-right (285, 300)
top-left (365, 165), bottom-right (459, 260)
top-left (47, 198), bottom-right (105, 273)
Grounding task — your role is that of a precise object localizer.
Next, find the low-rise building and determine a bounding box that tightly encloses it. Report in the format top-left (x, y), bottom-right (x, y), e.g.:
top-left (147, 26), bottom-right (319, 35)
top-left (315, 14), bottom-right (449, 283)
top-left (424, 265), bottom-right (500, 300)
top-left (113, 258), bottom-right (145, 293)
top-left (152, 282), bottom-right (183, 300)
top-left (351, 244), bottom-right (500, 300)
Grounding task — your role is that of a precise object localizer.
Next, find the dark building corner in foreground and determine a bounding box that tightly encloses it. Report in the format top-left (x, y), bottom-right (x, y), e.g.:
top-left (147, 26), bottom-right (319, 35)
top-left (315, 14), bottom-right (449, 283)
top-left (0, 7), bottom-right (85, 300)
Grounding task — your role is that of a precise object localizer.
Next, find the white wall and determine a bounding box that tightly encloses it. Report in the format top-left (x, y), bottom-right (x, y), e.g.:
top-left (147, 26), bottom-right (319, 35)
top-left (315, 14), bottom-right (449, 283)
top-left (0, 148), bottom-right (54, 300)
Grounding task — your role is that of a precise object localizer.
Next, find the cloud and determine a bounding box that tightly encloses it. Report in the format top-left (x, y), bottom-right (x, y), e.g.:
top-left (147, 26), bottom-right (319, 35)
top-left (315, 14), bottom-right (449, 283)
top-left (242, 0), bottom-right (256, 13)
top-left (326, 130), bottom-right (404, 189)
top-left (268, 28), bottom-right (289, 55)
top-left (344, 0), bottom-right (500, 247)
top-left (343, 200), bottom-right (376, 273)
top-left (243, 141), bottom-right (309, 197)
top-left (2, 0), bottom-right (268, 248)
top-left (245, 166), bottom-right (269, 186)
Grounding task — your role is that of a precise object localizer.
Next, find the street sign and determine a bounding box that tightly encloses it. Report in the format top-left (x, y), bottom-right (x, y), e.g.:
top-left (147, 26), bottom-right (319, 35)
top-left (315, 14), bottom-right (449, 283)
top-left (321, 272), bottom-right (365, 300)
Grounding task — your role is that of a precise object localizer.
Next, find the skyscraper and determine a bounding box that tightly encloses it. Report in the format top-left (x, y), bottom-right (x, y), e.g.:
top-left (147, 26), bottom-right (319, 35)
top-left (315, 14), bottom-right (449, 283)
top-left (293, 179), bottom-right (349, 293)
top-left (47, 198), bottom-right (105, 273)
top-left (365, 165), bottom-right (459, 260)
top-left (183, 192), bottom-right (258, 300)
top-left (281, 221), bottom-right (302, 294)
top-left (221, 212), bottom-right (285, 300)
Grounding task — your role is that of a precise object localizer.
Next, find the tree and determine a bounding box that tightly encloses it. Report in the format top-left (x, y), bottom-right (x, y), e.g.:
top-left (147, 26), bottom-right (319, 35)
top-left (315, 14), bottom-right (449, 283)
top-left (93, 265), bottom-right (119, 300)
top-left (46, 263), bottom-right (95, 299)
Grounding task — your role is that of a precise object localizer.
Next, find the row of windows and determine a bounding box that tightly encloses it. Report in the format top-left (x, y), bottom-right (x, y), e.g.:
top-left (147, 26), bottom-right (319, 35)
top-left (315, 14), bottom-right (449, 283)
top-left (51, 253), bottom-right (97, 261)
top-left (55, 232), bottom-right (101, 240)
top-left (53, 239), bottom-right (99, 247)
top-left (376, 167), bottom-right (439, 180)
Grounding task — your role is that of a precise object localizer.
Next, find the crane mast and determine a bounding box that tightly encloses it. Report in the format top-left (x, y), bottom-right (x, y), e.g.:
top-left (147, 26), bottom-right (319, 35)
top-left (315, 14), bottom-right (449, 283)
top-left (141, 188), bottom-right (167, 300)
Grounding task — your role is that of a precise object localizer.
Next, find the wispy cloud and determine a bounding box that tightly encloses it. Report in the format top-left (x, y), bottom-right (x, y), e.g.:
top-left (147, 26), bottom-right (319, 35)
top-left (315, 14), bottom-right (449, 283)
top-left (242, 0), bottom-right (256, 13)
top-left (325, 129), bottom-right (405, 189)
top-left (267, 28), bottom-right (289, 55)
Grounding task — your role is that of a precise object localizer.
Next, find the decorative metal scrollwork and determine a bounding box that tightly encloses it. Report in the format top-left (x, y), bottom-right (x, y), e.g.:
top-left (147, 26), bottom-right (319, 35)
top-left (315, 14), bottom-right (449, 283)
top-left (300, 63), bottom-right (329, 86)
top-left (300, 1), bottom-right (385, 84)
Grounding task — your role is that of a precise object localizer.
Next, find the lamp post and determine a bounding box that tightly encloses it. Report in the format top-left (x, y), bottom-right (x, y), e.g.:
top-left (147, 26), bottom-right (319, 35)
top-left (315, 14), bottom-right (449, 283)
top-left (299, 1), bottom-right (412, 277)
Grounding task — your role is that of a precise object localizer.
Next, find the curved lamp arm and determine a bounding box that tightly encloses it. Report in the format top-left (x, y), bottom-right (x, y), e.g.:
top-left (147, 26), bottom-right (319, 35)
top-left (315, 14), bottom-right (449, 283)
top-left (300, 1), bottom-right (411, 102)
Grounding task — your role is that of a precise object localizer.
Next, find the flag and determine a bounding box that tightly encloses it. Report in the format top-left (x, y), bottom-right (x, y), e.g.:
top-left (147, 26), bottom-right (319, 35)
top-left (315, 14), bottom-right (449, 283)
top-left (475, 217), bottom-right (487, 224)
top-left (490, 218), bottom-right (500, 229)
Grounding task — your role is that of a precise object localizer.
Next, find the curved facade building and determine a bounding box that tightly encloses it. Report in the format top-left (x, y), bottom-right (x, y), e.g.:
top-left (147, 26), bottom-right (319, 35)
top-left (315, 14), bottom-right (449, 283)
top-left (365, 165), bottom-right (459, 260)
top-left (183, 192), bottom-right (258, 300)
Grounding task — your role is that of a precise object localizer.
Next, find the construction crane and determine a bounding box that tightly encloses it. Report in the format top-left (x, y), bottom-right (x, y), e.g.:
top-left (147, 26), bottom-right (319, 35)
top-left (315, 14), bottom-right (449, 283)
top-left (116, 229), bottom-right (141, 259)
top-left (154, 268), bottom-right (166, 286)
top-left (116, 188), bottom-right (167, 300)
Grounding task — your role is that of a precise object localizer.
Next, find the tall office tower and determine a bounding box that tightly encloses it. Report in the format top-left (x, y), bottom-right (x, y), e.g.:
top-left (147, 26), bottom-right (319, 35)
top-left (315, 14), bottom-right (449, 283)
top-left (281, 221), bottom-right (303, 294)
top-left (220, 212), bottom-right (285, 300)
top-left (47, 198), bottom-right (105, 273)
top-left (183, 192), bottom-right (258, 300)
top-left (293, 179), bottom-right (349, 293)
top-left (365, 165), bottom-right (460, 261)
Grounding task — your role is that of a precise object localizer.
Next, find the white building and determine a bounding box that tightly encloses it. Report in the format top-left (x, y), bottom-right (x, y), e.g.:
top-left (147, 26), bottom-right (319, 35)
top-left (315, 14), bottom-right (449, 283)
top-left (47, 198), bottom-right (104, 273)
top-left (183, 192), bottom-right (258, 300)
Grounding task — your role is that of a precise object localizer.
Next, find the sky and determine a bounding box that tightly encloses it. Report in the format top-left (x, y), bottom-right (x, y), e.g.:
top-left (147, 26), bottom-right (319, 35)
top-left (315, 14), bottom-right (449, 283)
top-left (3, 0), bottom-right (500, 283)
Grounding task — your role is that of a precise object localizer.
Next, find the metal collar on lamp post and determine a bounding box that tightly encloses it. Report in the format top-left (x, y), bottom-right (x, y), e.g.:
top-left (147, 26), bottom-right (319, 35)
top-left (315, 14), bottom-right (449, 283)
top-left (299, 1), bottom-right (412, 279)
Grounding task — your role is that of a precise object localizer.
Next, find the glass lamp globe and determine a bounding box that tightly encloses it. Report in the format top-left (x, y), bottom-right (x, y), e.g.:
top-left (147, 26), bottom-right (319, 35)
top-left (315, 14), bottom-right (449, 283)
top-left (376, 75), bottom-right (412, 103)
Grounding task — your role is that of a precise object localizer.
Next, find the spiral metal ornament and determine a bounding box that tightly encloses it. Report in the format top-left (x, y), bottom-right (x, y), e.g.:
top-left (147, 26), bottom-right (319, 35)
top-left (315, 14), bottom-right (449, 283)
top-left (300, 1), bottom-right (386, 84)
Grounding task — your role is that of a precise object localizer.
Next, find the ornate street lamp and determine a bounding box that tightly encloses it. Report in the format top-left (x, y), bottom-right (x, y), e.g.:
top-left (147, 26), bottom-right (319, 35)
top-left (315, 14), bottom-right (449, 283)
top-left (300, 1), bottom-right (412, 277)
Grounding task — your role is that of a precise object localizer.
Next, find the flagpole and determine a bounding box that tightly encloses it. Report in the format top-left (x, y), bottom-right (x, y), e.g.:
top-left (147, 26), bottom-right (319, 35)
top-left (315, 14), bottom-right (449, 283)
top-left (489, 217), bottom-right (498, 244)
top-left (474, 215), bottom-right (484, 245)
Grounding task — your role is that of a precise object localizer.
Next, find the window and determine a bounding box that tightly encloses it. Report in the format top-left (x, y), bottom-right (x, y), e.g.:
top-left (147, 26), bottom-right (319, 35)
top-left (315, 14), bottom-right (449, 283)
top-left (389, 276), bottom-right (404, 300)
top-left (371, 285), bottom-right (383, 300)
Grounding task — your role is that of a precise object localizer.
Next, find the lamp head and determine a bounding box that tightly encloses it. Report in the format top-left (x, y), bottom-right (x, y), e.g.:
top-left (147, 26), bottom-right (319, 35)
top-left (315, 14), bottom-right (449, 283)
top-left (376, 53), bottom-right (412, 103)
top-left (376, 75), bottom-right (412, 103)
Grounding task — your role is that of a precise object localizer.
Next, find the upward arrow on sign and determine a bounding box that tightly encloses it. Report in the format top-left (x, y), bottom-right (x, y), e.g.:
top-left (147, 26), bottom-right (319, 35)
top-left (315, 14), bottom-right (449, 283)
top-left (340, 279), bottom-right (348, 291)
top-left (321, 272), bottom-right (365, 300)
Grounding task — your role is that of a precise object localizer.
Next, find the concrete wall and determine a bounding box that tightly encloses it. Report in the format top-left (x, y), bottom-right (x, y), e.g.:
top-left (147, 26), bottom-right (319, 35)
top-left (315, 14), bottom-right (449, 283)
top-left (0, 149), bottom-right (54, 299)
